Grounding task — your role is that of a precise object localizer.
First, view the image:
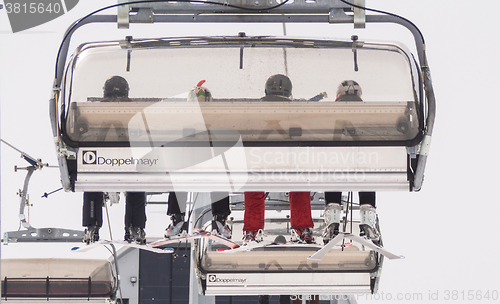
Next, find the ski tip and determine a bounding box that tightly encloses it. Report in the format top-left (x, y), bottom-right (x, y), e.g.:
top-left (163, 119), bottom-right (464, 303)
top-left (163, 248), bottom-right (174, 253)
top-left (386, 254), bottom-right (405, 260)
top-left (71, 246), bottom-right (80, 251)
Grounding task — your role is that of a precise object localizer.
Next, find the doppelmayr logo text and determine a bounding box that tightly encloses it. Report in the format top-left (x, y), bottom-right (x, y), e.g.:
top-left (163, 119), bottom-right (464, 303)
top-left (208, 275), bottom-right (247, 284)
top-left (82, 151), bottom-right (159, 167)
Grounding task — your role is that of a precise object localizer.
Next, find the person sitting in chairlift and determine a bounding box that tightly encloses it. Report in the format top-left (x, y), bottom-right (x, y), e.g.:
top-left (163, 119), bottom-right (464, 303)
top-left (260, 73), bottom-right (293, 102)
top-left (243, 74), bottom-right (315, 244)
top-left (164, 81), bottom-right (231, 240)
top-left (82, 76), bottom-right (147, 245)
top-left (164, 191), bottom-right (232, 239)
top-left (322, 80), bottom-right (380, 244)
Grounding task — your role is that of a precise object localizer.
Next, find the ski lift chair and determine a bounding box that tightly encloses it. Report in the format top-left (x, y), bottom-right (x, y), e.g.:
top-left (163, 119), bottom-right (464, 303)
top-left (196, 193), bottom-right (388, 296)
top-left (49, 0), bottom-right (435, 297)
top-left (54, 36), bottom-right (426, 193)
top-left (1, 258), bottom-right (115, 300)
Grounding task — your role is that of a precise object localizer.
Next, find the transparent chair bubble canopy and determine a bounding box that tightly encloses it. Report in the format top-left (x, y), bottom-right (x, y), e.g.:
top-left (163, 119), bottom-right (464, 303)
top-left (62, 37), bottom-right (423, 147)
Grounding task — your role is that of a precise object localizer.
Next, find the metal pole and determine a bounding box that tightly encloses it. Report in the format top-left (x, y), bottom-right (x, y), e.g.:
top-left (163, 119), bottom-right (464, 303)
top-left (189, 192), bottom-right (215, 304)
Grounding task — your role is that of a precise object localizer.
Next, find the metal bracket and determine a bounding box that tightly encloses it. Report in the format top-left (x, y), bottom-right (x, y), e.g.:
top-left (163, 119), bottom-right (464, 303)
top-left (407, 145), bottom-right (419, 158)
top-left (118, 0), bottom-right (130, 28)
top-left (133, 7), bottom-right (154, 23)
top-left (328, 7), bottom-right (350, 23)
top-left (58, 145), bottom-right (77, 159)
top-left (3, 228), bottom-right (85, 244)
top-left (419, 135), bottom-right (432, 156)
top-left (130, 0), bottom-right (353, 15)
top-left (353, 0), bottom-right (366, 28)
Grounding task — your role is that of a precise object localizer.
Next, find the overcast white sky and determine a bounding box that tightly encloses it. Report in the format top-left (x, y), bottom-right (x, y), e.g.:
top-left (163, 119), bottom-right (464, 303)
top-left (1, 1), bottom-right (500, 303)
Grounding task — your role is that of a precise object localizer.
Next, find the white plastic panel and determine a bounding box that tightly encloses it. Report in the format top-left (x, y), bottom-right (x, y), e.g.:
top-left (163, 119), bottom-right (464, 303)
top-left (203, 272), bottom-right (371, 295)
top-left (75, 146), bottom-right (408, 192)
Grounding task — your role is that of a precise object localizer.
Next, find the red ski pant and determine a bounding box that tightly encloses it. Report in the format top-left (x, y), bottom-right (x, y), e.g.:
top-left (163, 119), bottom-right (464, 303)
top-left (243, 192), bottom-right (313, 233)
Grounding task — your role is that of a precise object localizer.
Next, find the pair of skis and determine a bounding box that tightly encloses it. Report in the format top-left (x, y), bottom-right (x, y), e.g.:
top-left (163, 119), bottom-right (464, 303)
top-left (72, 239), bottom-right (175, 254)
top-left (307, 232), bottom-right (404, 260)
top-left (72, 229), bottom-right (403, 260)
top-left (150, 228), bottom-right (240, 250)
top-left (71, 228), bottom-right (239, 254)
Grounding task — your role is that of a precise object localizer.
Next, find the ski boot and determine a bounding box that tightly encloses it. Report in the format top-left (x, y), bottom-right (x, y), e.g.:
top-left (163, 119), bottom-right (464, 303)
top-left (322, 203), bottom-right (341, 244)
top-left (359, 204), bottom-right (380, 243)
top-left (291, 227), bottom-right (315, 244)
top-left (211, 214), bottom-right (232, 239)
top-left (164, 213), bottom-right (188, 239)
top-left (83, 225), bottom-right (100, 244)
top-left (125, 226), bottom-right (146, 245)
top-left (242, 229), bottom-right (264, 245)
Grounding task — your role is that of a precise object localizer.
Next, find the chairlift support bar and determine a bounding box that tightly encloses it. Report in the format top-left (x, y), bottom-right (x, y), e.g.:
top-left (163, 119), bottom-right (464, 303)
top-left (54, 0), bottom-right (428, 87)
top-left (1, 139), bottom-right (45, 168)
top-left (1, 142), bottom-right (84, 243)
top-left (2, 165), bottom-right (85, 243)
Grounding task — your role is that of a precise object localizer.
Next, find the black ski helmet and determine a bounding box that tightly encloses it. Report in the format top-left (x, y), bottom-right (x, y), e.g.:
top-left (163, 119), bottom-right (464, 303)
top-left (265, 74), bottom-right (292, 97)
top-left (103, 76), bottom-right (129, 98)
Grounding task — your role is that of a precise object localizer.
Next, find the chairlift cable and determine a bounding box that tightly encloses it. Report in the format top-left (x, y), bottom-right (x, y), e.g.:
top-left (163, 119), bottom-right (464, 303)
top-left (104, 198), bottom-right (114, 241)
top-left (109, 244), bottom-right (125, 304)
top-left (172, 238), bottom-right (183, 258)
top-left (194, 207), bottom-right (212, 228)
top-left (282, 22), bottom-right (289, 76)
top-left (54, 85), bottom-right (60, 143)
top-left (183, 238), bottom-right (189, 259)
top-left (340, 192), bottom-right (351, 251)
top-left (349, 192), bottom-right (353, 242)
top-left (103, 200), bottom-right (125, 303)
top-left (185, 192), bottom-right (200, 227)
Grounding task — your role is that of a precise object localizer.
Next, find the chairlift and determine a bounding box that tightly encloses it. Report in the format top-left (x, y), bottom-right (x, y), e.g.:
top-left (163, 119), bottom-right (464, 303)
top-left (194, 193), bottom-right (399, 296)
top-left (51, 0), bottom-right (434, 194)
top-left (47, 0), bottom-right (435, 297)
